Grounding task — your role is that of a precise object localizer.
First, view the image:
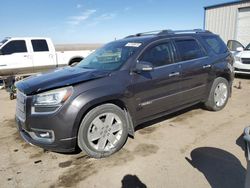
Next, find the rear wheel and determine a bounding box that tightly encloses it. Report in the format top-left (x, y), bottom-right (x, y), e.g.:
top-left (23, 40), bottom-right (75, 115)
top-left (204, 77), bottom-right (229, 111)
top-left (77, 104), bottom-right (128, 158)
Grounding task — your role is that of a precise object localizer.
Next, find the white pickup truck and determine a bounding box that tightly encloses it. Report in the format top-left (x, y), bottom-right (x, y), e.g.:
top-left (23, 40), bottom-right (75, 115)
top-left (227, 40), bottom-right (250, 75)
top-left (0, 37), bottom-right (93, 78)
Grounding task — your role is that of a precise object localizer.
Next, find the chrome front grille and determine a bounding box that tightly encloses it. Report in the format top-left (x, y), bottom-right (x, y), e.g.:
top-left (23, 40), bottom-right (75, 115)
top-left (242, 58), bottom-right (250, 64)
top-left (16, 90), bottom-right (26, 122)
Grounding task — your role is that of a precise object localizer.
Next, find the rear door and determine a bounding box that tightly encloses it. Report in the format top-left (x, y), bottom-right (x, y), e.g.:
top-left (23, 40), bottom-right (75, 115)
top-left (31, 39), bottom-right (57, 73)
top-left (173, 37), bottom-right (209, 105)
top-left (129, 40), bottom-right (182, 121)
top-left (0, 40), bottom-right (33, 75)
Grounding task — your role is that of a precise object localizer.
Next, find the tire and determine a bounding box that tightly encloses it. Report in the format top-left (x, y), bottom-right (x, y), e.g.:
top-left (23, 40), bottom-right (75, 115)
top-left (69, 62), bottom-right (78, 67)
top-left (204, 77), bottom-right (230, 111)
top-left (77, 104), bottom-right (128, 158)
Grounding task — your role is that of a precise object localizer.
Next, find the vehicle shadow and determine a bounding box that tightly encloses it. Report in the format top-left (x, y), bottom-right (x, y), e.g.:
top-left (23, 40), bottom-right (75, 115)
top-left (121, 174), bottom-right (147, 188)
top-left (135, 104), bottom-right (202, 132)
top-left (186, 147), bottom-right (245, 188)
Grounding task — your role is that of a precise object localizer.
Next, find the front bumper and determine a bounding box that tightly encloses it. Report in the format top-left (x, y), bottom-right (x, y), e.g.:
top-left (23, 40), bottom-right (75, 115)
top-left (234, 61), bottom-right (250, 75)
top-left (16, 117), bottom-right (76, 153)
top-left (15, 91), bottom-right (81, 153)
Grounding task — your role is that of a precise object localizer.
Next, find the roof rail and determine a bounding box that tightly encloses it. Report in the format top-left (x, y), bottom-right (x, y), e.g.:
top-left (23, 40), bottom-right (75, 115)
top-left (159, 29), bottom-right (211, 35)
top-left (125, 29), bottom-right (211, 38)
top-left (124, 30), bottom-right (165, 38)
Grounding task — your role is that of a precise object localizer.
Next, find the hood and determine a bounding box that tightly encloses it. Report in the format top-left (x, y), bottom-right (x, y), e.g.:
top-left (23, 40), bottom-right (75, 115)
top-left (236, 50), bottom-right (250, 58)
top-left (16, 66), bottom-right (111, 95)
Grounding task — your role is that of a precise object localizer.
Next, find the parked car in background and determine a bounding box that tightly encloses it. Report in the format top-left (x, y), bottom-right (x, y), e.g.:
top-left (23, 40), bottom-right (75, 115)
top-left (15, 29), bottom-right (234, 158)
top-left (227, 40), bottom-right (250, 75)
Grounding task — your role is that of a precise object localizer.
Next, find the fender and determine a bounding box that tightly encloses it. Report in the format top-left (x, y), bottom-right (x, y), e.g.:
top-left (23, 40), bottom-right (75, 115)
top-left (71, 85), bottom-right (135, 139)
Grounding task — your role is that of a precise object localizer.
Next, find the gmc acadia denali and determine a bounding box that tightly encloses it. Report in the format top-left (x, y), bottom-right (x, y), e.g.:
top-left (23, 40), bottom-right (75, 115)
top-left (15, 29), bottom-right (234, 158)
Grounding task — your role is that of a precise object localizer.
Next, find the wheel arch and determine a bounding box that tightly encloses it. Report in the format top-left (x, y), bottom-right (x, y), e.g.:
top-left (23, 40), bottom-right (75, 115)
top-left (217, 72), bottom-right (232, 83)
top-left (72, 97), bottom-right (135, 144)
top-left (216, 72), bottom-right (233, 96)
top-left (68, 56), bottom-right (83, 66)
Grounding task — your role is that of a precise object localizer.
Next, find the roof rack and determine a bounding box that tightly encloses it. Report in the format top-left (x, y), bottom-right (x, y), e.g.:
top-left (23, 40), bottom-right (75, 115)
top-left (125, 29), bottom-right (211, 38)
top-left (125, 30), bottom-right (164, 38)
top-left (158, 29), bottom-right (211, 35)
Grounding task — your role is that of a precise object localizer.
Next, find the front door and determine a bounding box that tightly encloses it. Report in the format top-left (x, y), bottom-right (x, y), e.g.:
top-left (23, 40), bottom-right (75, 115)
top-left (0, 40), bottom-right (33, 76)
top-left (129, 40), bottom-right (182, 122)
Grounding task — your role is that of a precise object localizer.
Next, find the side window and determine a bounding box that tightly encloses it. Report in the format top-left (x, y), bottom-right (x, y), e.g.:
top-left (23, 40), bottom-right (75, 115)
top-left (1, 40), bottom-right (27, 55)
top-left (140, 42), bottom-right (173, 67)
top-left (202, 36), bottom-right (228, 54)
top-left (175, 39), bottom-right (205, 61)
top-left (31, 40), bottom-right (49, 52)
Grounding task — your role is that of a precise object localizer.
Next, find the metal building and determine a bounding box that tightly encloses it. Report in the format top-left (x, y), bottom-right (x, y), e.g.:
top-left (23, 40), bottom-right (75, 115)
top-left (204, 0), bottom-right (250, 46)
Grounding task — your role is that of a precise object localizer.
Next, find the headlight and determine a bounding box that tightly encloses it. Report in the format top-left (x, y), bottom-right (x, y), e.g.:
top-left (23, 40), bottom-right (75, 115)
top-left (32, 86), bottom-right (73, 113)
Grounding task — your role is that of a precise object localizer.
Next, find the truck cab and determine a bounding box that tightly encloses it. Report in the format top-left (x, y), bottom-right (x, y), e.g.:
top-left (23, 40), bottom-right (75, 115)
top-left (0, 37), bottom-right (57, 77)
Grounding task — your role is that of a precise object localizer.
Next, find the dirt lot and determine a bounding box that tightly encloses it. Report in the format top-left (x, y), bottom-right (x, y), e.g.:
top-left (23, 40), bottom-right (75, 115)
top-left (1, 77), bottom-right (250, 188)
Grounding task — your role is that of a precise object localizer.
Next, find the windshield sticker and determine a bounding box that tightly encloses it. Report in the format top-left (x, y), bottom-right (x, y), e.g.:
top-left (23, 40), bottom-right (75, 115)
top-left (125, 42), bottom-right (142, 47)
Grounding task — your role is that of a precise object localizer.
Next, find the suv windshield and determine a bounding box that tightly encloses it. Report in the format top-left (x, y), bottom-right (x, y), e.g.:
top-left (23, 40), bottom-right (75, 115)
top-left (77, 41), bottom-right (141, 71)
top-left (0, 39), bottom-right (8, 47)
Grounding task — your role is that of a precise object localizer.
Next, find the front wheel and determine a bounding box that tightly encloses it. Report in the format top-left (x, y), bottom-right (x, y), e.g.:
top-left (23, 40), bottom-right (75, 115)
top-left (204, 77), bottom-right (230, 111)
top-left (77, 104), bottom-right (128, 158)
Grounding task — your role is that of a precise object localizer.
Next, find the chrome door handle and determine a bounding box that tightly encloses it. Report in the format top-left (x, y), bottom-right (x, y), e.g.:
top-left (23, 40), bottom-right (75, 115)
top-left (169, 72), bottom-right (180, 77)
top-left (203, 64), bottom-right (211, 69)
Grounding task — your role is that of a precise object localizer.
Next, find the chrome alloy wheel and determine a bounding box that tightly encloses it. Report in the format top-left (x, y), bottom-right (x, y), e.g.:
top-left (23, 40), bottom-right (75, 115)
top-left (87, 113), bottom-right (123, 151)
top-left (214, 83), bottom-right (228, 107)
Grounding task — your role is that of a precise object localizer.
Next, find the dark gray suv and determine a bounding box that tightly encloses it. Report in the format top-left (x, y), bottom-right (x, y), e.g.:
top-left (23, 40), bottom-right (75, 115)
top-left (15, 29), bottom-right (234, 158)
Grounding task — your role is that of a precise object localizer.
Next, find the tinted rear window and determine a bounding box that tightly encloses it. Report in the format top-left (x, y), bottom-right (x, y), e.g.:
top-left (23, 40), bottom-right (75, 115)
top-left (31, 40), bottom-right (49, 52)
top-left (175, 39), bottom-right (205, 61)
top-left (202, 35), bottom-right (228, 54)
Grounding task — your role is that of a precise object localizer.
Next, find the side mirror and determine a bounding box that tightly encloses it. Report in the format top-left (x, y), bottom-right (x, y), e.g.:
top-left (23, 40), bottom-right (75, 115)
top-left (135, 61), bottom-right (153, 72)
top-left (236, 47), bottom-right (244, 52)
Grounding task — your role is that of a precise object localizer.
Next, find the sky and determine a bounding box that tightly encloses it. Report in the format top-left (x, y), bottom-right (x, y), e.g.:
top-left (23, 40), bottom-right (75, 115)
top-left (0, 0), bottom-right (233, 44)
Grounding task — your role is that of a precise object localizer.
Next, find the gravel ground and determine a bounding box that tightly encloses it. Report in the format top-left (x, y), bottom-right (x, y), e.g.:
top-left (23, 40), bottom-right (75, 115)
top-left (0, 77), bottom-right (250, 188)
